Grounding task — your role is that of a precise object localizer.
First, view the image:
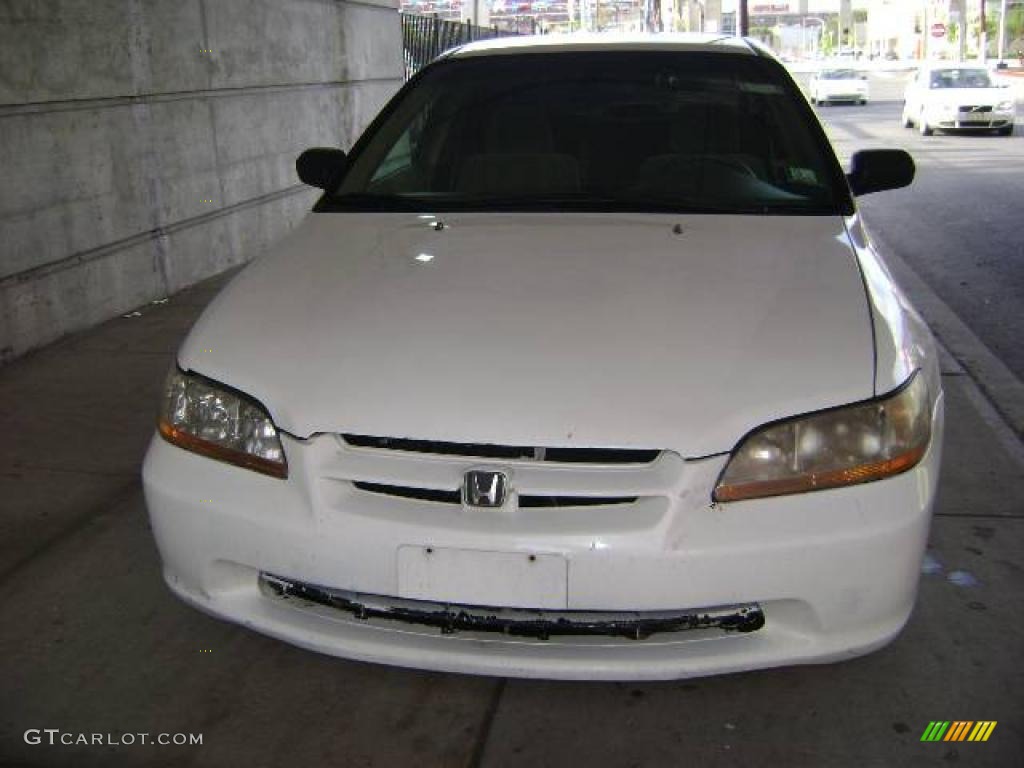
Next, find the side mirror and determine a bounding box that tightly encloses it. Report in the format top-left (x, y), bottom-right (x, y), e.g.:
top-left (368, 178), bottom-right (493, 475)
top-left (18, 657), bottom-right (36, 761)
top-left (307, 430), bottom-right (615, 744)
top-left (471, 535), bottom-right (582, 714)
top-left (296, 148), bottom-right (348, 190)
top-left (847, 149), bottom-right (915, 196)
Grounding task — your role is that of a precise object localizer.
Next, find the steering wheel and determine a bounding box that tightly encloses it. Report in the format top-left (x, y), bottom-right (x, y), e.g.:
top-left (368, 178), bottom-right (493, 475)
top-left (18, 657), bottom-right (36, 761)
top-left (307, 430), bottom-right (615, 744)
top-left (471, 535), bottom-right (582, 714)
top-left (704, 155), bottom-right (758, 178)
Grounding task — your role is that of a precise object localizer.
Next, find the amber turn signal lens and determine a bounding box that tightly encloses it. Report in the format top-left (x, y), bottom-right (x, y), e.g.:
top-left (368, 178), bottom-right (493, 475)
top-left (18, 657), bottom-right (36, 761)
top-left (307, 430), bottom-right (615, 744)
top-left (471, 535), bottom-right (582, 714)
top-left (158, 418), bottom-right (288, 478)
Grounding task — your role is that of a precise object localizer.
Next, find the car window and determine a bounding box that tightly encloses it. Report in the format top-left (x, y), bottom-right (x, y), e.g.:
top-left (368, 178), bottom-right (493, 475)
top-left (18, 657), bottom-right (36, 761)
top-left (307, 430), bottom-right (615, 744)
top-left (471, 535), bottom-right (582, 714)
top-left (929, 69), bottom-right (993, 89)
top-left (372, 130), bottom-right (413, 181)
top-left (822, 69), bottom-right (858, 80)
top-left (328, 52), bottom-right (847, 215)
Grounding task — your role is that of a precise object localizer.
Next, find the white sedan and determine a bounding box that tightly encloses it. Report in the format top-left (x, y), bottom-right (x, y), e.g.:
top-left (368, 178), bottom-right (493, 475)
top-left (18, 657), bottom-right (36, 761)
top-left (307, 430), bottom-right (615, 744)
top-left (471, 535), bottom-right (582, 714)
top-left (902, 65), bottom-right (1016, 136)
top-left (809, 68), bottom-right (869, 105)
top-left (143, 35), bottom-right (944, 681)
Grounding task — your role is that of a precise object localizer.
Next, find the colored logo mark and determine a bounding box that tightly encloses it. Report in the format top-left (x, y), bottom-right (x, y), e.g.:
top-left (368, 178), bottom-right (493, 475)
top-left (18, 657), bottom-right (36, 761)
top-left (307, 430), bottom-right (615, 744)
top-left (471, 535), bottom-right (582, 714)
top-left (920, 721), bottom-right (997, 742)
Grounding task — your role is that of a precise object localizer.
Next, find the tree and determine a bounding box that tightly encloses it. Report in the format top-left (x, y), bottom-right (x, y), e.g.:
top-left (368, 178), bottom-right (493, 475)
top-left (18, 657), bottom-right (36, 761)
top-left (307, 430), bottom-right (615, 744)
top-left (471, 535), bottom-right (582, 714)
top-left (985, 6), bottom-right (1024, 57)
top-left (822, 27), bottom-right (836, 56)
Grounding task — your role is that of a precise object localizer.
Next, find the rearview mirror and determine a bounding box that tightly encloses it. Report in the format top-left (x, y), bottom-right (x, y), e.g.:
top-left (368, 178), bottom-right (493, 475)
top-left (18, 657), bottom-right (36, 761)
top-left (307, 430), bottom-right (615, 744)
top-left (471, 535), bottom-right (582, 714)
top-left (847, 149), bottom-right (915, 196)
top-left (296, 148), bottom-right (348, 190)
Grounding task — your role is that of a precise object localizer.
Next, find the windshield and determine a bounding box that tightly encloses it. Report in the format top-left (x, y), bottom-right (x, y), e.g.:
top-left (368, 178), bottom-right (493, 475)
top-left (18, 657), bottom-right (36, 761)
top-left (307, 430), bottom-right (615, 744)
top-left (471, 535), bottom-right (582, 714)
top-left (327, 52), bottom-right (847, 215)
top-left (929, 69), bottom-right (993, 89)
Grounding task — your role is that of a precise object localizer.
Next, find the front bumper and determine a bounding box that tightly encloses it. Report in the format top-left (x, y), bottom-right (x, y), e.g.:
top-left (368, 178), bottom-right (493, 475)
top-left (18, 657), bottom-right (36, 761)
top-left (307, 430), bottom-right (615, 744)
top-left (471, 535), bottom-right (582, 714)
top-left (819, 91), bottom-right (867, 102)
top-left (142, 395), bottom-right (944, 681)
top-left (928, 108), bottom-right (1015, 130)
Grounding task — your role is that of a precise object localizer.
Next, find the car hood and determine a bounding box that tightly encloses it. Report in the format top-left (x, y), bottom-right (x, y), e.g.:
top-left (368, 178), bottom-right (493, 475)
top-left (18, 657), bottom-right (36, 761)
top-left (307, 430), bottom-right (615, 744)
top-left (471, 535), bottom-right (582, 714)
top-left (179, 212), bottom-right (874, 456)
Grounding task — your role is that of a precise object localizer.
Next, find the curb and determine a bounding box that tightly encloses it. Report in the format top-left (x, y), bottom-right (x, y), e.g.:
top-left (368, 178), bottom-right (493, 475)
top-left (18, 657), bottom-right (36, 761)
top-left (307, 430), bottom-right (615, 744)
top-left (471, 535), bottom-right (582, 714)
top-left (868, 228), bottom-right (1024, 442)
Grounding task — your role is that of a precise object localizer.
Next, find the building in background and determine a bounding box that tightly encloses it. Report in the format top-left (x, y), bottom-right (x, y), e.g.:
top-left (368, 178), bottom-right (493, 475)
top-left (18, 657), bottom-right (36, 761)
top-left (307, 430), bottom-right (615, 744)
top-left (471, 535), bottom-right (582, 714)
top-left (397, 0), bottom-right (1024, 61)
top-left (865, 0), bottom-right (923, 59)
top-left (863, 1), bottom-right (1020, 62)
top-left (716, 1), bottom-right (866, 57)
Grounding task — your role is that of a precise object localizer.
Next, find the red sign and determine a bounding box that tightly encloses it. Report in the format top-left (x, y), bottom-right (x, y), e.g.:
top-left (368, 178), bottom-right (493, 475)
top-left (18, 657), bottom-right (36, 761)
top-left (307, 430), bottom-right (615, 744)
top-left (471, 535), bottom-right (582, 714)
top-left (930, 23), bottom-right (946, 38)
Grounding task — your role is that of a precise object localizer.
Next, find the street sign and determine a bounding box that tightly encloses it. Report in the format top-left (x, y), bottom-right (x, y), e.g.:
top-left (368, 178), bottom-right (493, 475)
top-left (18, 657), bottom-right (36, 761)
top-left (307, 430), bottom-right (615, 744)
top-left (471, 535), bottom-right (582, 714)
top-left (931, 23), bottom-right (946, 38)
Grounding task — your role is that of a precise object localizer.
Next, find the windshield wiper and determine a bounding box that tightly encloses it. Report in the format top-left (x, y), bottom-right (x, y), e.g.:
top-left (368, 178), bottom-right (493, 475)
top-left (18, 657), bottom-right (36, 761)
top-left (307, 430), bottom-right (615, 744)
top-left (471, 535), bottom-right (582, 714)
top-left (319, 191), bottom-right (833, 216)
top-left (322, 192), bottom-right (718, 213)
top-left (463, 193), bottom-right (835, 215)
top-left (321, 192), bottom-right (427, 210)
top-left (443, 193), bottom-right (750, 214)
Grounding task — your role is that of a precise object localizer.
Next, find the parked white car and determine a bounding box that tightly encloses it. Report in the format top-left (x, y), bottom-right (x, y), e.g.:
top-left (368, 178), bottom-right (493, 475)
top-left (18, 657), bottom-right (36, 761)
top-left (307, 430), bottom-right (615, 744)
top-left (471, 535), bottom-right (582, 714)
top-left (902, 65), bottom-right (1016, 136)
top-left (810, 68), bottom-right (869, 105)
top-left (143, 35), bottom-right (944, 681)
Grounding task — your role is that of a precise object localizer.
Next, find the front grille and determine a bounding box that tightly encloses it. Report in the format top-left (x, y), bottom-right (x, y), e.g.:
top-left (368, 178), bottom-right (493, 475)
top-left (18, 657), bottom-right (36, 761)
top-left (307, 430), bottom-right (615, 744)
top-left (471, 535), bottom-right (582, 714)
top-left (353, 481), bottom-right (638, 508)
top-left (343, 434), bottom-right (660, 465)
top-left (328, 435), bottom-right (679, 516)
top-left (959, 105), bottom-right (992, 113)
top-left (261, 573), bottom-right (766, 640)
top-left (354, 482), bottom-right (461, 505)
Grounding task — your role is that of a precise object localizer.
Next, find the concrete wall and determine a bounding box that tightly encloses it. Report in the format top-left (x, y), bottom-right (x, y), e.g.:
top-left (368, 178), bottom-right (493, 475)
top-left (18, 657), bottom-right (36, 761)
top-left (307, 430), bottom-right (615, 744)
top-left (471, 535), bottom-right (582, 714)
top-left (0, 0), bottom-right (403, 363)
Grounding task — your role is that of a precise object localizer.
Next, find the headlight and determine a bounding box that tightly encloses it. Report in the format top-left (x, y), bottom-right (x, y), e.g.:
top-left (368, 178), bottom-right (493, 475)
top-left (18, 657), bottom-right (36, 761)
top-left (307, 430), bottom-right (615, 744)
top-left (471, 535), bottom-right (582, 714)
top-left (158, 368), bottom-right (288, 478)
top-left (714, 372), bottom-right (931, 502)
top-left (997, 100), bottom-right (1014, 111)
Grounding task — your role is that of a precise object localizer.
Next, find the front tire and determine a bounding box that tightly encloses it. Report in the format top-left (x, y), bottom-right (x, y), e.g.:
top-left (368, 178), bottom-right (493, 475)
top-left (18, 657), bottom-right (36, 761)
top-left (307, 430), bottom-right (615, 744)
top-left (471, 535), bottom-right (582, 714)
top-left (902, 104), bottom-right (914, 128)
top-left (997, 124), bottom-right (1014, 136)
top-left (919, 112), bottom-right (933, 136)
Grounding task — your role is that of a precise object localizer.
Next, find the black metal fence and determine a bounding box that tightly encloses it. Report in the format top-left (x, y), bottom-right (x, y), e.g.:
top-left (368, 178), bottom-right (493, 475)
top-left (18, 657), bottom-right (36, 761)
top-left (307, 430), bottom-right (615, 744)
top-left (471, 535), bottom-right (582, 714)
top-left (401, 13), bottom-right (520, 79)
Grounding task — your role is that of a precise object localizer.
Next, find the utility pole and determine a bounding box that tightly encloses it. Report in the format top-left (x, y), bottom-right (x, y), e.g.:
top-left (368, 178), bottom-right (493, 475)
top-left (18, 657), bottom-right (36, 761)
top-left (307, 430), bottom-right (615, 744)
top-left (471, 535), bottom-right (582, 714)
top-left (980, 0), bottom-right (987, 62)
top-left (839, 0), bottom-right (851, 50)
top-left (922, 1), bottom-right (928, 61)
top-left (738, 0), bottom-right (748, 36)
top-left (952, 0), bottom-right (966, 62)
top-left (997, 0), bottom-right (1008, 63)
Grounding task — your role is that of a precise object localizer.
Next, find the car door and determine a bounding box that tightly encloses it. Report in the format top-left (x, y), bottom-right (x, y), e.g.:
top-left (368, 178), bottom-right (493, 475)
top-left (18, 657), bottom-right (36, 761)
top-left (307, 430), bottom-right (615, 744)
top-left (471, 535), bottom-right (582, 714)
top-left (905, 71), bottom-right (923, 112)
